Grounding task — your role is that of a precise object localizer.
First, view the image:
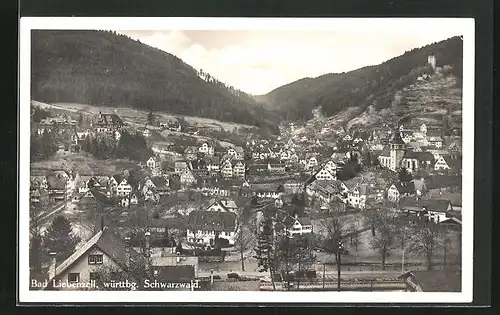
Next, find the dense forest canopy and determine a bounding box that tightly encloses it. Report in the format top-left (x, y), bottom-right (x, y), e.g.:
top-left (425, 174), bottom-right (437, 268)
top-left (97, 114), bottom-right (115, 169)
top-left (31, 30), bottom-right (279, 133)
top-left (259, 36), bottom-right (463, 122)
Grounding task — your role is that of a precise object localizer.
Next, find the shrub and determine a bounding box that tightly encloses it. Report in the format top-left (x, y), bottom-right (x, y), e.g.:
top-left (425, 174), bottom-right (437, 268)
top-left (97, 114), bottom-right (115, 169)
top-left (227, 273), bottom-right (240, 279)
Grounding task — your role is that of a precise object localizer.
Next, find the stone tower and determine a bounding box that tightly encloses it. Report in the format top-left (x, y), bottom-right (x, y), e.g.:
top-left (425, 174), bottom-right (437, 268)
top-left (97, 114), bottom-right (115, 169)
top-left (389, 130), bottom-right (406, 172)
top-left (428, 55), bottom-right (437, 72)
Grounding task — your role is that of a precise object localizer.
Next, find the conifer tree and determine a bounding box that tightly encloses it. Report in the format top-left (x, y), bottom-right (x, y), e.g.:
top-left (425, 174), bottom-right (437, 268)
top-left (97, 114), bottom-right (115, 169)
top-left (43, 215), bottom-right (81, 263)
top-left (253, 217), bottom-right (276, 290)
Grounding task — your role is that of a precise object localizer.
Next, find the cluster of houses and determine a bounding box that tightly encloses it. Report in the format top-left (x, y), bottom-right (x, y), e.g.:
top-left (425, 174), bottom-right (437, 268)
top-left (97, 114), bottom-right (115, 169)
top-left (375, 124), bottom-right (462, 174)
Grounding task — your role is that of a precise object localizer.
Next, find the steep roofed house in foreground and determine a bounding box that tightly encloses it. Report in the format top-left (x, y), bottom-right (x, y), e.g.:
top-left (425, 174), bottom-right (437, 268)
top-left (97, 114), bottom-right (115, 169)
top-left (186, 211), bottom-right (237, 247)
top-left (44, 225), bottom-right (142, 291)
top-left (399, 270), bottom-right (461, 292)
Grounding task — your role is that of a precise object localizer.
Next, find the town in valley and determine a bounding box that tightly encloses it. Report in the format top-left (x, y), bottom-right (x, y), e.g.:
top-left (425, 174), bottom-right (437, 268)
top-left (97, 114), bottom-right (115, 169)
top-left (28, 30), bottom-right (464, 293)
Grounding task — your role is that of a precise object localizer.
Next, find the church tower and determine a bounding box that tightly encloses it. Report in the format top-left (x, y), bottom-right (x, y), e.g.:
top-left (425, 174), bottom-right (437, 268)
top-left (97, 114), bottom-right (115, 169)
top-left (389, 130), bottom-right (406, 171)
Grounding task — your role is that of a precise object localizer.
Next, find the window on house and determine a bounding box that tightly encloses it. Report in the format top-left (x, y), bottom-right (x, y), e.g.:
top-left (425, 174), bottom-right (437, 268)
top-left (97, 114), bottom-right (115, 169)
top-left (88, 254), bottom-right (104, 265)
top-left (68, 273), bottom-right (80, 283)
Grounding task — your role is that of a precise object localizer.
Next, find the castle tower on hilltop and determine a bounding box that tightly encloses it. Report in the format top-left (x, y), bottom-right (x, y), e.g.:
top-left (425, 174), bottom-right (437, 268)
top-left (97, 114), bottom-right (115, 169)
top-left (428, 55), bottom-right (437, 72)
top-left (389, 129), bottom-right (406, 172)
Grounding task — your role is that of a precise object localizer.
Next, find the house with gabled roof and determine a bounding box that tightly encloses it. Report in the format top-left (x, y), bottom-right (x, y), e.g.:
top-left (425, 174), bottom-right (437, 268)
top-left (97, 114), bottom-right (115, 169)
top-left (174, 160), bottom-right (189, 174)
top-left (279, 214), bottom-right (313, 238)
top-left (180, 169), bottom-right (197, 187)
top-left (220, 160), bottom-right (233, 178)
top-left (46, 176), bottom-right (69, 201)
top-left (306, 180), bottom-right (348, 205)
top-left (147, 156), bottom-right (161, 171)
top-left (311, 165), bottom-right (337, 182)
top-left (205, 199), bottom-right (238, 214)
top-left (92, 112), bottom-right (124, 133)
top-left (205, 156), bottom-right (220, 172)
top-left (45, 225), bottom-right (142, 290)
top-left (387, 182), bottom-right (416, 202)
top-left (149, 176), bottom-right (170, 195)
top-left (183, 146), bottom-right (198, 161)
top-left (346, 184), bottom-right (367, 210)
top-left (186, 211), bottom-right (237, 246)
top-left (116, 177), bottom-right (133, 197)
top-left (434, 155), bottom-right (462, 173)
top-left (232, 160), bottom-right (246, 178)
top-left (198, 142), bottom-right (215, 155)
top-left (200, 178), bottom-right (234, 197)
top-left (399, 197), bottom-right (453, 223)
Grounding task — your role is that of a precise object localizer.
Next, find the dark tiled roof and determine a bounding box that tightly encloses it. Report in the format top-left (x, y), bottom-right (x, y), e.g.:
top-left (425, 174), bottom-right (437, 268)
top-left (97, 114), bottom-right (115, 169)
top-left (403, 151), bottom-right (417, 159)
top-left (53, 226), bottom-right (140, 281)
top-left (46, 176), bottom-right (67, 190)
top-left (297, 217), bottom-right (312, 226)
top-left (95, 113), bottom-right (123, 126)
top-left (392, 182), bottom-right (415, 194)
top-left (249, 183), bottom-right (280, 192)
top-left (151, 176), bottom-right (168, 188)
top-left (442, 155), bottom-right (462, 169)
top-left (390, 131), bottom-right (405, 145)
top-left (413, 152), bottom-right (435, 162)
top-left (188, 211), bottom-right (237, 232)
top-left (379, 146), bottom-right (390, 157)
top-left (399, 197), bottom-right (451, 213)
top-left (112, 174), bottom-right (124, 184)
top-left (190, 159), bottom-right (207, 170)
top-left (411, 270), bottom-right (461, 292)
top-left (149, 217), bottom-right (188, 230)
top-left (153, 265), bottom-right (195, 282)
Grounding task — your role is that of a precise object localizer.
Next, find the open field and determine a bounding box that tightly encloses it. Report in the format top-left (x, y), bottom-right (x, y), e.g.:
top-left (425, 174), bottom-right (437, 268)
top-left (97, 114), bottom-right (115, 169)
top-left (33, 101), bottom-right (256, 132)
top-left (30, 151), bottom-right (138, 176)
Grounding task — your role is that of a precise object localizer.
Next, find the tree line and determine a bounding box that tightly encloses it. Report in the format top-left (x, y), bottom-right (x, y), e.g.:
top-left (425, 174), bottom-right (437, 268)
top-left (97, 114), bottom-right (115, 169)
top-left (31, 30), bottom-right (280, 132)
top-left (267, 36), bottom-right (464, 122)
top-left (81, 130), bottom-right (153, 162)
top-left (30, 131), bottom-right (58, 162)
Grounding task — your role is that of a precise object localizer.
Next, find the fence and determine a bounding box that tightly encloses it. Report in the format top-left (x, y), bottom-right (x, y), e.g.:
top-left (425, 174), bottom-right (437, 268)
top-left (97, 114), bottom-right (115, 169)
top-left (259, 279), bottom-right (407, 291)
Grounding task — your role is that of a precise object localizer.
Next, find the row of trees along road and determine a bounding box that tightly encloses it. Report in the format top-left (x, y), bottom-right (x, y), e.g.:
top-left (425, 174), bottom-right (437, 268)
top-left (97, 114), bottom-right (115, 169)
top-left (253, 196), bottom-right (460, 291)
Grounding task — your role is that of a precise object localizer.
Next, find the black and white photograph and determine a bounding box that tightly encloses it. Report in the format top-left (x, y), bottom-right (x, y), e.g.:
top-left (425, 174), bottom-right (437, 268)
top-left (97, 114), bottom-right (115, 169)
top-left (19, 17), bottom-right (474, 303)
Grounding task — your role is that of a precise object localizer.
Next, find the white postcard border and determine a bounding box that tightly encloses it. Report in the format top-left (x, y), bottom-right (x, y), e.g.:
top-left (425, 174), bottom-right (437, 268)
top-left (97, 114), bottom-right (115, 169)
top-left (19, 17), bottom-right (475, 304)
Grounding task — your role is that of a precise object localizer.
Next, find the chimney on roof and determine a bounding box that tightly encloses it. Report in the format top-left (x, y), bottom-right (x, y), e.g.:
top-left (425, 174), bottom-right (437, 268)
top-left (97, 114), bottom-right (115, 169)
top-left (48, 252), bottom-right (57, 280)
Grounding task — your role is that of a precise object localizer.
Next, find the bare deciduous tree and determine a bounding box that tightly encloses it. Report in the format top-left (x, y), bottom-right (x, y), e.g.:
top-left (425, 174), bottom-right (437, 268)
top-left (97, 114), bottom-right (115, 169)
top-left (408, 222), bottom-right (443, 270)
top-left (370, 210), bottom-right (397, 270)
top-left (318, 198), bottom-right (348, 291)
top-left (234, 225), bottom-right (255, 272)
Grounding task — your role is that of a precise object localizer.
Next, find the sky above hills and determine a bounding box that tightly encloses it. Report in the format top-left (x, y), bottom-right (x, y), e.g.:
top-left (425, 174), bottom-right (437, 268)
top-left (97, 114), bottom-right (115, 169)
top-left (119, 29), bottom-right (462, 95)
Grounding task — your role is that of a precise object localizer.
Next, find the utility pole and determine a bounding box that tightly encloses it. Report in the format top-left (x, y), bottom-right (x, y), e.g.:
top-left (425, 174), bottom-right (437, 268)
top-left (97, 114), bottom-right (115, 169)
top-left (297, 258), bottom-right (301, 291)
top-left (337, 240), bottom-right (342, 292)
top-left (322, 263), bottom-right (326, 290)
top-left (402, 250), bottom-right (405, 273)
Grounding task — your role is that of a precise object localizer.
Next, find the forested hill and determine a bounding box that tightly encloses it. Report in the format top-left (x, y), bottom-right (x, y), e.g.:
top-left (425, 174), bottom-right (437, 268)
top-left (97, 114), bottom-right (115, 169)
top-left (258, 36), bottom-right (463, 122)
top-left (31, 30), bottom-right (279, 132)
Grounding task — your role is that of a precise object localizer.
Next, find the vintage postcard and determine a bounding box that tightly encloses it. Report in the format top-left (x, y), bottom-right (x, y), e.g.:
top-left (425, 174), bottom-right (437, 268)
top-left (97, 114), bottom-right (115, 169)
top-left (19, 17), bottom-right (474, 303)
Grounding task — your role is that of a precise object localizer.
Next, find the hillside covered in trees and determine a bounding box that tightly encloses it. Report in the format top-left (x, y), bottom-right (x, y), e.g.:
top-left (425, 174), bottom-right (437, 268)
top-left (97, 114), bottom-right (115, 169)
top-left (258, 36), bottom-right (463, 122)
top-left (31, 30), bottom-right (279, 133)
